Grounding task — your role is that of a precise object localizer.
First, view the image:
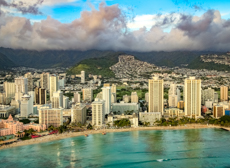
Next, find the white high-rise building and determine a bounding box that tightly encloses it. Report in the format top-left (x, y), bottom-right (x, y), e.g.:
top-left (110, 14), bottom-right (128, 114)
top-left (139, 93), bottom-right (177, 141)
top-left (102, 87), bottom-right (111, 114)
top-left (71, 103), bottom-right (87, 124)
top-left (20, 94), bottom-right (33, 118)
top-left (74, 92), bottom-right (81, 103)
top-left (50, 74), bottom-right (58, 98)
top-left (24, 72), bottom-right (33, 92)
top-left (82, 88), bottom-right (93, 102)
top-left (58, 78), bottom-right (65, 89)
top-left (148, 77), bottom-right (164, 114)
top-left (111, 93), bottom-right (117, 103)
top-left (39, 107), bottom-right (63, 127)
top-left (92, 98), bottom-right (105, 126)
top-left (81, 71), bottom-right (85, 83)
top-left (184, 77), bottom-right (201, 118)
top-left (3, 81), bottom-right (15, 99)
top-left (201, 88), bottom-right (215, 104)
top-left (111, 84), bottom-right (116, 94)
top-left (28, 91), bottom-right (35, 104)
top-left (40, 72), bottom-right (50, 90)
top-left (63, 96), bottom-right (69, 109)
top-left (220, 86), bottom-right (228, 102)
top-left (131, 92), bottom-right (139, 103)
top-left (145, 92), bottom-right (149, 103)
top-left (15, 77), bottom-right (28, 101)
top-left (168, 84), bottom-right (180, 107)
top-left (51, 90), bottom-right (63, 108)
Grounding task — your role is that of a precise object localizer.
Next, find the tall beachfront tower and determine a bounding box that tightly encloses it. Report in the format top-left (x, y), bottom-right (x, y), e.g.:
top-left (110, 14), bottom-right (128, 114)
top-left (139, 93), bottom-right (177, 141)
top-left (102, 87), bottom-right (111, 114)
top-left (184, 77), bottom-right (201, 118)
top-left (92, 98), bottom-right (105, 126)
top-left (220, 86), bottom-right (228, 101)
top-left (148, 77), bottom-right (164, 114)
top-left (81, 71), bottom-right (85, 83)
top-left (50, 74), bottom-right (58, 98)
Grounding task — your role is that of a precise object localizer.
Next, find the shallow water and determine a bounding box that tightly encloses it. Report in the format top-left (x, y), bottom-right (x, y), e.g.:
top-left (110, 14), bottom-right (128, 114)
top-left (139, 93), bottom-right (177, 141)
top-left (0, 128), bottom-right (230, 168)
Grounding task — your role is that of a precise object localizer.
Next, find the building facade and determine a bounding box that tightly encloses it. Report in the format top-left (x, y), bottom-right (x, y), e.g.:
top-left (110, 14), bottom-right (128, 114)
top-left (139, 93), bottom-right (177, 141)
top-left (3, 81), bottom-right (15, 99)
top-left (71, 103), bottom-right (87, 124)
top-left (81, 71), bottom-right (85, 83)
top-left (50, 74), bottom-right (58, 98)
top-left (220, 86), bottom-right (228, 101)
top-left (184, 77), bottom-right (201, 118)
top-left (15, 77), bottom-right (28, 101)
top-left (148, 77), bottom-right (164, 113)
top-left (92, 98), bottom-right (105, 126)
top-left (39, 108), bottom-right (63, 127)
top-left (24, 72), bottom-right (33, 92)
top-left (35, 87), bottom-right (46, 105)
top-left (139, 111), bottom-right (162, 125)
top-left (40, 72), bottom-right (50, 90)
top-left (131, 92), bottom-right (139, 103)
top-left (82, 88), bottom-right (93, 102)
top-left (102, 87), bottom-right (111, 114)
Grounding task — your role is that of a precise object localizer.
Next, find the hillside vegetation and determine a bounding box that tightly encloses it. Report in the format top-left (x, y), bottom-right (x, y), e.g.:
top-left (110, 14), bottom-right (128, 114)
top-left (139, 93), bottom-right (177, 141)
top-left (0, 47), bottom-right (225, 70)
top-left (67, 52), bottom-right (124, 77)
top-left (0, 52), bottom-right (16, 69)
top-left (188, 57), bottom-right (230, 71)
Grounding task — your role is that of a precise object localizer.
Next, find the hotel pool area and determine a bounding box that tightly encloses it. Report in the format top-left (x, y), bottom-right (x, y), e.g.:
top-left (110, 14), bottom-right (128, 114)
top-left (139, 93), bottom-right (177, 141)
top-left (0, 128), bottom-right (230, 168)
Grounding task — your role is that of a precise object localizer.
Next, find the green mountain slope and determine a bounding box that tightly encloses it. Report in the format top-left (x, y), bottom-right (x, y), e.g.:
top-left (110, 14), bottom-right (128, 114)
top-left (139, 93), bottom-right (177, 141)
top-left (0, 52), bottom-right (16, 69)
top-left (0, 47), bottom-right (223, 69)
top-left (0, 48), bottom-right (117, 68)
top-left (188, 57), bottom-right (230, 71)
top-left (127, 51), bottom-right (221, 67)
top-left (67, 52), bottom-right (124, 78)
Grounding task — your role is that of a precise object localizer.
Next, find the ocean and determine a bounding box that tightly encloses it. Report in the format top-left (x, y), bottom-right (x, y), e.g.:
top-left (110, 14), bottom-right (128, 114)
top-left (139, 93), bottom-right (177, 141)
top-left (0, 128), bottom-right (230, 168)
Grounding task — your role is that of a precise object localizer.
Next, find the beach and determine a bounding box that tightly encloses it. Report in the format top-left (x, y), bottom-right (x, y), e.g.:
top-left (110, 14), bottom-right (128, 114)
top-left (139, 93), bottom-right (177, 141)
top-left (0, 124), bottom-right (225, 150)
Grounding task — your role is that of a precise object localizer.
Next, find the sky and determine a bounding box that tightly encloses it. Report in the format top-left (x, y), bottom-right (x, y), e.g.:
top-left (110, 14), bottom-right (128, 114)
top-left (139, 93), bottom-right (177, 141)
top-left (0, 0), bottom-right (230, 51)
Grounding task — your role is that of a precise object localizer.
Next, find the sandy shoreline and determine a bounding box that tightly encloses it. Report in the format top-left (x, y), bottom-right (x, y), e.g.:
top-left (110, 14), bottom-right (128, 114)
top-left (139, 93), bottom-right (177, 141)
top-left (0, 124), bottom-right (225, 150)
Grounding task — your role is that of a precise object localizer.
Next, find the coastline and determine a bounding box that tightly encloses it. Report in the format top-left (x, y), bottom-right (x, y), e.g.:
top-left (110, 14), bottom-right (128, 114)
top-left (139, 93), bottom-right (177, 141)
top-left (0, 124), bottom-right (224, 150)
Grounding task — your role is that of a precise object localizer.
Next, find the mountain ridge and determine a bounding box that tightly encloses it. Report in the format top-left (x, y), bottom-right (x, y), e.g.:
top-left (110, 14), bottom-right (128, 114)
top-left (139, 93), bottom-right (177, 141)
top-left (0, 47), bottom-right (224, 69)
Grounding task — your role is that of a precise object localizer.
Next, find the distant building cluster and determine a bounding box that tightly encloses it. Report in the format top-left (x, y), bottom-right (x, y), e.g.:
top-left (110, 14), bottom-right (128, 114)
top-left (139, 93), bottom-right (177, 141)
top-left (1, 54), bottom-right (230, 139)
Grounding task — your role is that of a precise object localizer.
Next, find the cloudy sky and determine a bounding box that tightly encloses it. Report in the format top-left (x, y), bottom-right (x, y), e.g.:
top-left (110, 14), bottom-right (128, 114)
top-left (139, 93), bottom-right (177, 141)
top-left (0, 0), bottom-right (230, 51)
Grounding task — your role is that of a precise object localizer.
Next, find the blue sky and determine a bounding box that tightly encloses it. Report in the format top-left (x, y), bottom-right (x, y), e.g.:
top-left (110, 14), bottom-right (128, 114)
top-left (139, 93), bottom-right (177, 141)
top-left (8, 0), bottom-right (230, 24)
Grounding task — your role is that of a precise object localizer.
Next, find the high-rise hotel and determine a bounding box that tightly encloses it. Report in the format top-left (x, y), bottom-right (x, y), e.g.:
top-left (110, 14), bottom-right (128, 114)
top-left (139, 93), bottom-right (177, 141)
top-left (184, 77), bottom-right (201, 118)
top-left (220, 86), bottom-right (228, 101)
top-left (148, 77), bottom-right (164, 114)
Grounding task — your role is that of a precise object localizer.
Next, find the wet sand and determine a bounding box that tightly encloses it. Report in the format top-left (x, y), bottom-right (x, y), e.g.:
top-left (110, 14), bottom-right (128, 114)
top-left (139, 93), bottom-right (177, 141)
top-left (0, 124), bottom-right (223, 150)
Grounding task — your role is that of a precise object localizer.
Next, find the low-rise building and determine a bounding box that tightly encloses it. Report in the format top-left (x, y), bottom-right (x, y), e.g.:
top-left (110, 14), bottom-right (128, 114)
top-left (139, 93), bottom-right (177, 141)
top-left (39, 107), bottom-right (63, 127)
top-left (139, 111), bottom-right (162, 125)
top-left (0, 115), bottom-right (46, 137)
top-left (111, 101), bottom-right (140, 114)
top-left (0, 105), bottom-right (16, 118)
top-left (71, 103), bottom-right (87, 124)
top-left (213, 105), bottom-right (225, 118)
top-left (107, 113), bottom-right (138, 127)
top-left (123, 94), bottom-right (130, 103)
top-left (164, 108), bottom-right (185, 119)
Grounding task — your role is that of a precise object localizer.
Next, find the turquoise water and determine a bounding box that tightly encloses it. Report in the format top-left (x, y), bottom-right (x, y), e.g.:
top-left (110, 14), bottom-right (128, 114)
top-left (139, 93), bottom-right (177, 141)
top-left (0, 128), bottom-right (230, 168)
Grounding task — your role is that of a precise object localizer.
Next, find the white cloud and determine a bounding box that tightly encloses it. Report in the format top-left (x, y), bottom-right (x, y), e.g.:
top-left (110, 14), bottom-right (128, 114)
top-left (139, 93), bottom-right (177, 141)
top-left (127, 13), bottom-right (182, 30)
top-left (0, 3), bottom-right (230, 52)
top-left (10, 0), bottom-right (77, 6)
